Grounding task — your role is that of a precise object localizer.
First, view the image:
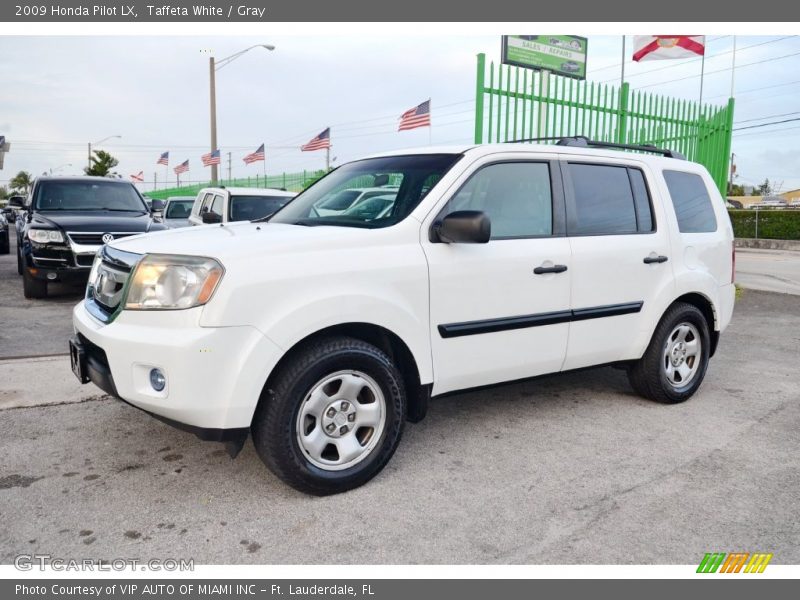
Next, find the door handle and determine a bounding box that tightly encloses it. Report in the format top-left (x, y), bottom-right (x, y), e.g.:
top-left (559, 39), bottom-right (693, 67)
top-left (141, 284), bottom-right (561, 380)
top-left (643, 255), bottom-right (669, 264)
top-left (534, 264), bottom-right (568, 275)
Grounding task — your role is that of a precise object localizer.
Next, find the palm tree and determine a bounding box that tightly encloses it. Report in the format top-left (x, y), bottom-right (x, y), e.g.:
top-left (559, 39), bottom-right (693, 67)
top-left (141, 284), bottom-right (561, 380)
top-left (10, 170), bottom-right (33, 195)
top-left (84, 150), bottom-right (119, 177)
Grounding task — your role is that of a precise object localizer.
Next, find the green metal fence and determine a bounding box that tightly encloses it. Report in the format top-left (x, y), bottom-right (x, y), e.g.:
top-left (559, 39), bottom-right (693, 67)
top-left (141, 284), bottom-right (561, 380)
top-left (474, 53), bottom-right (735, 195)
top-left (145, 169), bottom-right (327, 200)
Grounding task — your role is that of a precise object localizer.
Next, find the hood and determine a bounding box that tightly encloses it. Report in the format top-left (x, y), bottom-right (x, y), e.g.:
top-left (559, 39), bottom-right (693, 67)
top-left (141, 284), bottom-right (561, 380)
top-left (108, 221), bottom-right (376, 261)
top-left (31, 211), bottom-right (158, 233)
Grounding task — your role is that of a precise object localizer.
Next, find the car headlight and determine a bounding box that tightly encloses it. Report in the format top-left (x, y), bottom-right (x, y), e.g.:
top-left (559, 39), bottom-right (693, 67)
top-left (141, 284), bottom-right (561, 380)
top-left (28, 228), bottom-right (64, 244)
top-left (125, 254), bottom-right (224, 310)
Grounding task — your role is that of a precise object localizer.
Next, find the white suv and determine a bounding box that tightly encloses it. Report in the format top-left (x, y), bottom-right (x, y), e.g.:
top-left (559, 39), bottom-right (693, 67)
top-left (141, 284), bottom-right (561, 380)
top-left (188, 186), bottom-right (296, 226)
top-left (71, 138), bottom-right (735, 495)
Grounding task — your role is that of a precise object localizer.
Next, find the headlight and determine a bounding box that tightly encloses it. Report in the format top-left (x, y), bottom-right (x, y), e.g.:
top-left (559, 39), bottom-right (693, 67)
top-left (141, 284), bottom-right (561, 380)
top-left (28, 229), bottom-right (64, 244)
top-left (125, 254), bottom-right (224, 310)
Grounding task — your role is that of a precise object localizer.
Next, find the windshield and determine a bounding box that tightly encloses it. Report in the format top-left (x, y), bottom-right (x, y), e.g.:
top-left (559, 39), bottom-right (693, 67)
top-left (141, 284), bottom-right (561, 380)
top-left (269, 154), bottom-right (461, 229)
top-left (165, 200), bottom-right (194, 219)
top-left (230, 195), bottom-right (293, 221)
top-left (34, 180), bottom-right (148, 212)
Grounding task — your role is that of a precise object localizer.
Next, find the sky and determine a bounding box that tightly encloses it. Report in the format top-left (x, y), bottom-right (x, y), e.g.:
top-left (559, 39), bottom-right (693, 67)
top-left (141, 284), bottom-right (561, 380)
top-left (1, 34), bottom-right (799, 193)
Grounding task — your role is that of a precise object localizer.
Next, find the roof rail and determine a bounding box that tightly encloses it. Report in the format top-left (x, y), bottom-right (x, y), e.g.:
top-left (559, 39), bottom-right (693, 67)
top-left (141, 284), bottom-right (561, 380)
top-left (508, 135), bottom-right (686, 160)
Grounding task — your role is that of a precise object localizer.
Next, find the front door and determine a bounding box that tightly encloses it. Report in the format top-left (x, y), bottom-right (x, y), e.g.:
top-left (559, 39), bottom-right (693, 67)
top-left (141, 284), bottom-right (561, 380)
top-left (423, 158), bottom-right (572, 395)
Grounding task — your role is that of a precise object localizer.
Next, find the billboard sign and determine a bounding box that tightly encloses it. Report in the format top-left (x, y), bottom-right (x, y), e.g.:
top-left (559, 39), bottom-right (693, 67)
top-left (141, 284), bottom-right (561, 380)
top-left (501, 35), bottom-right (588, 80)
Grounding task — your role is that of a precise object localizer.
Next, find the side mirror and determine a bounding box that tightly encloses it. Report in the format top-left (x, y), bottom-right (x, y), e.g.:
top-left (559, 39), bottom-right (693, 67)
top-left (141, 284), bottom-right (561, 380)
top-left (202, 211), bottom-right (222, 224)
top-left (8, 196), bottom-right (24, 209)
top-left (434, 210), bottom-right (491, 243)
top-left (150, 199), bottom-right (165, 212)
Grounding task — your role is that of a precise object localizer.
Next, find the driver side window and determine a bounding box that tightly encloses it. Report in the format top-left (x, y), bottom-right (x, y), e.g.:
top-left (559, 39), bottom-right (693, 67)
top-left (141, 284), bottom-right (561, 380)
top-left (443, 162), bottom-right (553, 239)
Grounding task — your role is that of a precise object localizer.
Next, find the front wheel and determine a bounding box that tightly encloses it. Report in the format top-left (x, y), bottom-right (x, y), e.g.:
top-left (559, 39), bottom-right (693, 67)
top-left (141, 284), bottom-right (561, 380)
top-left (252, 336), bottom-right (406, 495)
top-left (0, 235), bottom-right (9, 255)
top-left (628, 302), bottom-right (711, 404)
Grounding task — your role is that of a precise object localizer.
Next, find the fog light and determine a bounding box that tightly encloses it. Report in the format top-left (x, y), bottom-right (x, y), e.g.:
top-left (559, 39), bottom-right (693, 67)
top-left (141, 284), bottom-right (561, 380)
top-left (149, 368), bottom-right (166, 392)
top-left (47, 273), bottom-right (57, 280)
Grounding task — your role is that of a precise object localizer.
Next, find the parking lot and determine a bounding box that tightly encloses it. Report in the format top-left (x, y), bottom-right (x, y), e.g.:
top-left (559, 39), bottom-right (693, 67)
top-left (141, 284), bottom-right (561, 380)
top-left (0, 227), bottom-right (799, 564)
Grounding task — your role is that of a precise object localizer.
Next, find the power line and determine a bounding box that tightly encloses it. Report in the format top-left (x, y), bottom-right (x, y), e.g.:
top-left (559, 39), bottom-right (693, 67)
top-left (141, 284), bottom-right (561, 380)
top-left (733, 117), bottom-right (800, 131)
top-left (636, 48), bottom-right (800, 90)
top-left (734, 111), bottom-right (800, 125)
top-left (598, 36), bottom-right (795, 85)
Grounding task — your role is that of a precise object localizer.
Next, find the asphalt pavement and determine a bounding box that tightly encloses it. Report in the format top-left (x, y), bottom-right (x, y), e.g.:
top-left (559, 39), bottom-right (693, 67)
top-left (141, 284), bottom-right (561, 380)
top-left (0, 227), bottom-right (798, 563)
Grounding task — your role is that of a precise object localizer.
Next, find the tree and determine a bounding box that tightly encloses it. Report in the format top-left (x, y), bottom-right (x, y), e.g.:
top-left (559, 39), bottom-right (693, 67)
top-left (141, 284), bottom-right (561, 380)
top-left (728, 183), bottom-right (746, 197)
top-left (0, 185), bottom-right (8, 200)
top-left (10, 170), bottom-right (33, 195)
top-left (757, 178), bottom-right (772, 197)
top-left (84, 149), bottom-right (119, 177)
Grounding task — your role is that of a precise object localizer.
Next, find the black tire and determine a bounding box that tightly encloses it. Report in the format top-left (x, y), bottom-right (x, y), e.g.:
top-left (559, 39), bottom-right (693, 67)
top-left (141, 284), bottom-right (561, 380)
top-left (252, 336), bottom-right (406, 495)
top-left (17, 245), bottom-right (23, 275)
top-left (22, 267), bottom-right (47, 299)
top-left (0, 235), bottom-right (9, 255)
top-left (628, 302), bottom-right (711, 404)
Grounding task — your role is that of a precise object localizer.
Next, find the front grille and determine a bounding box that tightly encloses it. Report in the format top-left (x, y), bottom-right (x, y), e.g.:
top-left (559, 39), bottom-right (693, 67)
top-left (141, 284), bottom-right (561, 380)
top-left (68, 232), bottom-right (137, 246)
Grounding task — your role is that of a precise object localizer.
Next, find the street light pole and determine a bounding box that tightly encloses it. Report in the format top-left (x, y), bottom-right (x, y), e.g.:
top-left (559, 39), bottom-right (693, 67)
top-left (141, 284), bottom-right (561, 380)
top-left (208, 44), bottom-right (274, 185)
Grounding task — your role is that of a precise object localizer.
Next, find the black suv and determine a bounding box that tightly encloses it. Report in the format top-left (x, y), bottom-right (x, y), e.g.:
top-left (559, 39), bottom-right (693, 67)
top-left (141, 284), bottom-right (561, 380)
top-left (13, 176), bottom-right (166, 299)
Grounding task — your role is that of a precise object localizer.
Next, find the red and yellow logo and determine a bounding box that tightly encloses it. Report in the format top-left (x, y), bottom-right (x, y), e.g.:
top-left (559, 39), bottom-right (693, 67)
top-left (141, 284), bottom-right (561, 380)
top-left (697, 552), bottom-right (773, 573)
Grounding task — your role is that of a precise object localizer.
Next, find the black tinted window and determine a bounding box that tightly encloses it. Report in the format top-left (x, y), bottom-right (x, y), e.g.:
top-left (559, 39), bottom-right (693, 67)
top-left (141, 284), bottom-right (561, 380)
top-left (444, 162), bottom-right (553, 239)
top-left (230, 195), bottom-right (291, 221)
top-left (33, 180), bottom-right (147, 212)
top-left (663, 170), bottom-right (717, 233)
top-left (628, 169), bottom-right (654, 232)
top-left (568, 163), bottom-right (637, 235)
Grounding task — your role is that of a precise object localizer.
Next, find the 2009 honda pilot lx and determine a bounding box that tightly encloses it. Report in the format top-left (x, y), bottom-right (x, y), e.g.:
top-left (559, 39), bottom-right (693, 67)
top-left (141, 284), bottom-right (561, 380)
top-left (70, 138), bottom-right (735, 494)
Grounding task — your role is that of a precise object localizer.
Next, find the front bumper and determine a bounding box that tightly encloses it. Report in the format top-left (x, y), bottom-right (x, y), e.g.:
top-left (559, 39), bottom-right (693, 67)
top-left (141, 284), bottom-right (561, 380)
top-left (72, 300), bottom-right (283, 433)
top-left (23, 243), bottom-right (93, 283)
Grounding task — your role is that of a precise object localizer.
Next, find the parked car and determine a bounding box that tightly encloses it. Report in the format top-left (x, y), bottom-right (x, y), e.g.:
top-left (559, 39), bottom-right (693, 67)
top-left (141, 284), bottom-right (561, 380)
top-left (2, 196), bottom-right (24, 223)
top-left (14, 176), bottom-right (166, 299)
top-left (71, 139), bottom-right (735, 495)
top-left (315, 187), bottom-right (398, 216)
top-left (0, 212), bottom-right (9, 254)
top-left (188, 187), bottom-right (296, 226)
top-left (162, 196), bottom-right (195, 229)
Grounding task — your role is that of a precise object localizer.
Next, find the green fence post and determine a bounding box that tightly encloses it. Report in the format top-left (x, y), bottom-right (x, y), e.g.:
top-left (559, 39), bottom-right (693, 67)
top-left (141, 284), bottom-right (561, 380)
top-left (474, 53), bottom-right (486, 144)
top-left (720, 97), bottom-right (736, 197)
top-left (616, 82), bottom-right (629, 144)
top-left (283, 172), bottom-right (286, 188)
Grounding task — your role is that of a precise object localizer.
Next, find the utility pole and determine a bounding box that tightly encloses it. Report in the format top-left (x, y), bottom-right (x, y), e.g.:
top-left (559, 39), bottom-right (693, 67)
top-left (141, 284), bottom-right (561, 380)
top-left (209, 56), bottom-right (218, 184)
top-left (87, 143), bottom-right (92, 170)
top-left (227, 151), bottom-right (232, 184)
top-left (620, 36), bottom-right (626, 88)
top-left (326, 147), bottom-right (330, 171)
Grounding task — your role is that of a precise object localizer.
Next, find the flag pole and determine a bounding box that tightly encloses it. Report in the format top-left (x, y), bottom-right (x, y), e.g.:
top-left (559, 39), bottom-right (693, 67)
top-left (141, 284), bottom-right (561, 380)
top-left (262, 144), bottom-right (266, 185)
top-left (620, 35), bottom-right (626, 88)
top-left (326, 146), bottom-right (330, 171)
top-left (699, 48), bottom-right (706, 105)
top-left (428, 98), bottom-right (432, 146)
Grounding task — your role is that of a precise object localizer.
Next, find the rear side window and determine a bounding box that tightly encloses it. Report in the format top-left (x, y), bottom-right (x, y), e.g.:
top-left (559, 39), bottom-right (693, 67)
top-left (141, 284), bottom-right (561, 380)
top-left (568, 163), bottom-right (652, 235)
top-left (663, 170), bottom-right (717, 233)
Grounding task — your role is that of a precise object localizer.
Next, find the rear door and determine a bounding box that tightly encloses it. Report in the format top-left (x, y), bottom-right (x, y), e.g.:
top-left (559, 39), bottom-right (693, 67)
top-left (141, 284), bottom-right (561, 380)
top-left (561, 158), bottom-right (674, 370)
top-left (423, 156), bottom-right (572, 395)
top-left (189, 191), bottom-right (213, 226)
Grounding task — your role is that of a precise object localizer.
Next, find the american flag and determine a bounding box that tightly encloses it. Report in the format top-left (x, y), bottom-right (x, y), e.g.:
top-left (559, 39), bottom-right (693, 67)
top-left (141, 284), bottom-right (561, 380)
top-left (156, 151), bottom-right (169, 166)
top-left (301, 128), bottom-right (331, 152)
top-left (243, 143), bottom-right (265, 164)
top-left (202, 149), bottom-right (221, 167)
top-left (398, 100), bottom-right (431, 131)
top-left (173, 160), bottom-right (189, 175)
top-left (130, 171), bottom-right (144, 182)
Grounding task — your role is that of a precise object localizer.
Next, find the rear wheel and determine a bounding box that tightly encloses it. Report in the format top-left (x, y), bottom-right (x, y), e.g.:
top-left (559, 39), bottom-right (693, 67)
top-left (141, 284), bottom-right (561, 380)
top-left (0, 234), bottom-right (9, 255)
top-left (252, 336), bottom-right (406, 495)
top-left (628, 302), bottom-right (710, 404)
top-left (16, 246), bottom-right (23, 275)
top-left (22, 267), bottom-right (47, 299)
